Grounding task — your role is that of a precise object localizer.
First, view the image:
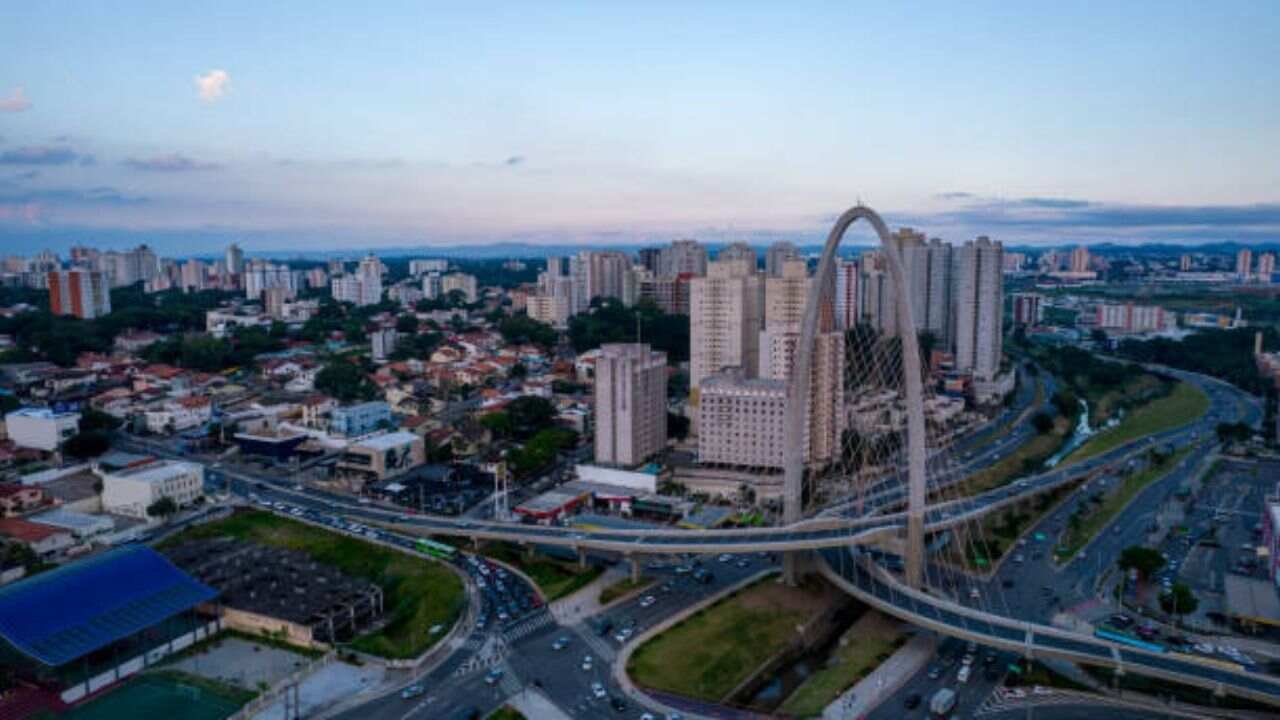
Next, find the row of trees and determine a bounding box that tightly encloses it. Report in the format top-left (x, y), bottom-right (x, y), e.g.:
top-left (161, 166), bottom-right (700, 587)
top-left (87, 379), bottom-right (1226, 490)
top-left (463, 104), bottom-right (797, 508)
top-left (1116, 327), bottom-right (1278, 395)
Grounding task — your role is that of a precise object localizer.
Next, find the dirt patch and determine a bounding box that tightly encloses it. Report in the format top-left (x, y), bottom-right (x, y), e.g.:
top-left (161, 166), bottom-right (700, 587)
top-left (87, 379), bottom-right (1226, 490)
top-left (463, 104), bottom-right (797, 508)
top-left (737, 578), bottom-right (835, 615)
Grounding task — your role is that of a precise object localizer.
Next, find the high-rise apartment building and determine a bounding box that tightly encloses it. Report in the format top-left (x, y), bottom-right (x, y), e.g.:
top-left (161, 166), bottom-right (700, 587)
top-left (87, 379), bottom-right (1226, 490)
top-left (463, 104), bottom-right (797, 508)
top-left (952, 236), bottom-right (1004, 380)
top-left (658, 240), bottom-right (708, 278)
top-left (765, 242), bottom-right (800, 278)
top-left (834, 258), bottom-right (861, 330)
top-left (897, 230), bottom-right (953, 345)
top-left (1179, 254), bottom-right (1193, 272)
top-left (716, 242), bottom-right (757, 268)
top-left (244, 260), bottom-right (297, 301)
top-left (1069, 246), bottom-right (1090, 273)
top-left (1236, 248), bottom-right (1253, 277)
top-left (857, 251), bottom-right (898, 337)
top-left (638, 247), bottom-right (662, 274)
top-left (594, 343), bottom-right (668, 467)
top-left (1011, 293), bottom-right (1043, 326)
top-left (179, 259), bottom-right (206, 291)
top-left (441, 272), bottom-right (478, 303)
top-left (1259, 253), bottom-right (1276, 277)
top-left (408, 259), bottom-right (449, 276)
top-left (689, 259), bottom-right (763, 389)
top-left (48, 270), bottom-right (112, 319)
top-left (225, 243), bottom-right (244, 285)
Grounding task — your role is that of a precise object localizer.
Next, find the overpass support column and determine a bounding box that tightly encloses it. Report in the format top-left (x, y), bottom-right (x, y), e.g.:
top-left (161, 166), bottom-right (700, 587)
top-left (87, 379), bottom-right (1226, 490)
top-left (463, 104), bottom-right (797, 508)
top-left (522, 542), bottom-right (535, 561)
top-left (629, 555), bottom-right (642, 584)
top-left (576, 546), bottom-right (586, 570)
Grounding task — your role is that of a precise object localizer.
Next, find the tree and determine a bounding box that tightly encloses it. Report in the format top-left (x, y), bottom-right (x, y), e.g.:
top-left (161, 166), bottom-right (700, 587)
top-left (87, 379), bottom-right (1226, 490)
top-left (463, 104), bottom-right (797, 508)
top-left (314, 358), bottom-right (379, 402)
top-left (1160, 582), bottom-right (1198, 618)
top-left (80, 407), bottom-right (123, 432)
top-left (1118, 545), bottom-right (1166, 580)
top-left (506, 396), bottom-right (558, 439)
top-left (1051, 390), bottom-right (1079, 419)
top-left (64, 430), bottom-right (112, 459)
top-left (395, 314), bottom-right (419, 334)
top-left (1090, 328), bottom-right (1109, 346)
top-left (480, 412), bottom-right (515, 439)
top-left (667, 413), bottom-right (690, 440)
top-left (1216, 421), bottom-right (1252, 444)
top-left (510, 362), bottom-right (528, 379)
top-left (497, 315), bottom-right (558, 349)
top-left (146, 496), bottom-right (179, 519)
top-left (1031, 412), bottom-right (1054, 435)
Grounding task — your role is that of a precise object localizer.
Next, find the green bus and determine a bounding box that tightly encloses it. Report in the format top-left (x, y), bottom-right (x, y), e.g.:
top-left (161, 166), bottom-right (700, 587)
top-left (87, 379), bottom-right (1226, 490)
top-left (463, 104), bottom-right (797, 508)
top-left (416, 538), bottom-right (458, 561)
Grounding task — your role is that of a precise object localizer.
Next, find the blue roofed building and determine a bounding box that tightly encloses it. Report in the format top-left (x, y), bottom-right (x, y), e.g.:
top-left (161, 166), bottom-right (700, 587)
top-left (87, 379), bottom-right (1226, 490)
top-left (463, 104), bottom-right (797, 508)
top-left (330, 401), bottom-right (391, 437)
top-left (0, 544), bottom-right (219, 704)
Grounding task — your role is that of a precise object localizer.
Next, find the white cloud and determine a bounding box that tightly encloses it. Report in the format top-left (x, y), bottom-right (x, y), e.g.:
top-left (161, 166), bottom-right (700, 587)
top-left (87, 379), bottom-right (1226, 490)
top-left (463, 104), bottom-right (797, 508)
top-left (194, 70), bottom-right (230, 103)
top-left (0, 87), bottom-right (31, 113)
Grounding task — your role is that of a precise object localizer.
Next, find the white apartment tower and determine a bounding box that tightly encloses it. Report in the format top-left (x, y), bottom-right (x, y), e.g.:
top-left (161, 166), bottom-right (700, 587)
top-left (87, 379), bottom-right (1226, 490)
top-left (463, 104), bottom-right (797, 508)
top-left (765, 242), bottom-right (800, 277)
top-left (897, 230), bottom-right (953, 345)
top-left (594, 343), bottom-right (668, 467)
top-left (952, 236), bottom-right (1004, 380)
top-left (658, 240), bottom-right (708, 278)
top-left (689, 259), bottom-right (764, 390)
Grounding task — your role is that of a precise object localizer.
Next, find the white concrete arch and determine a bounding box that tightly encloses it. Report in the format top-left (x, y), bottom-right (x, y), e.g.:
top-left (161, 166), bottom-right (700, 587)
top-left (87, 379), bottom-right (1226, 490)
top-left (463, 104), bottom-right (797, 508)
top-left (783, 204), bottom-right (929, 586)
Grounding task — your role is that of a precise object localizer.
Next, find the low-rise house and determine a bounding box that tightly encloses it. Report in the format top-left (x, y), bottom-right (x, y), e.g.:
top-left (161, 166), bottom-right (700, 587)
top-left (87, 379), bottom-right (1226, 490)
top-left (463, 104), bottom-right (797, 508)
top-left (0, 483), bottom-right (43, 517)
top-left (0, 517), bottom-right (74, 558)
top-left (330, 401), bottom-right (391, 437)
top-left (299, 395), bottom-right (336, 428)
top-left (144, 396), bottom-right (213, 434)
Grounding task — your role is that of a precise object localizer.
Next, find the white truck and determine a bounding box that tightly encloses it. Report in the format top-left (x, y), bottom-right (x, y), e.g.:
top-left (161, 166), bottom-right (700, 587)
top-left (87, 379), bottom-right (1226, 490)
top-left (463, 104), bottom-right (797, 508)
top-left (929, 687), bottom-right (957, 717)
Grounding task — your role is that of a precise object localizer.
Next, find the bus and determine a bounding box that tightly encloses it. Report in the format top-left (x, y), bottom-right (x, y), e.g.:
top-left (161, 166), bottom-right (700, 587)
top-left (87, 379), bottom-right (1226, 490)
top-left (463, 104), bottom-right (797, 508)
top-left (416, 538), bottom-right (458, 561)
top-left (1095, 628), bottom-right (1165, 654)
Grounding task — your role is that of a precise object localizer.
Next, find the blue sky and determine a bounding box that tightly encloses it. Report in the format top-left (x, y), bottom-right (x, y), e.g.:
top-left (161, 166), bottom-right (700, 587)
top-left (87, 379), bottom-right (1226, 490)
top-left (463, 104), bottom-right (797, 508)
top-left (1, 1), bottom-right (1277, 252)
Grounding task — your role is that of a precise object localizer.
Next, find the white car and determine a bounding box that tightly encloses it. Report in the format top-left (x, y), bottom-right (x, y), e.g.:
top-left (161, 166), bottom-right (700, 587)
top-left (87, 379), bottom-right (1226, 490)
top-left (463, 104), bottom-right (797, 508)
top-left (957, 665), bottom-right (971, 683)
top-left (639, 595), bottom-right (657, 608)
top-left (582, 654), bottom-right (593, 672)
top-left (591, 682), bottom-right (607, 699)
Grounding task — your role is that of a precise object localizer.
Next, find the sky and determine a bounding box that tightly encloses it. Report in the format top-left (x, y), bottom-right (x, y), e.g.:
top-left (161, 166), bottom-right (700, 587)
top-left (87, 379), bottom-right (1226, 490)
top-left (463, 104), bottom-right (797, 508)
top-left (1, 1), bottom-right (1278, 253)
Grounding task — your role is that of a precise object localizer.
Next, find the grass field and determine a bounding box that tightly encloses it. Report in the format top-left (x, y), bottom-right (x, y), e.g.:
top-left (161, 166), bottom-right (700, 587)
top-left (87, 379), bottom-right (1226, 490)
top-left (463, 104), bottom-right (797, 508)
top-left (598, 576), bottom-right (654, 605)
top-left (778, 611), bottom-right (905, 717)
top-left (487, 707), bottom-right (527, 720)
top-left (1058, 448), bottom-right (1192, 561)
top-left (628, 573), bottom-right (825, 702)
top-left (161, 510), bottom-right (465, 659)
top-left (1065, 381), bottom-right (1208, 464)
top-left (65, 671), bottom-right (252, 720)
top-left (481, 543), bottom-right (604, 601)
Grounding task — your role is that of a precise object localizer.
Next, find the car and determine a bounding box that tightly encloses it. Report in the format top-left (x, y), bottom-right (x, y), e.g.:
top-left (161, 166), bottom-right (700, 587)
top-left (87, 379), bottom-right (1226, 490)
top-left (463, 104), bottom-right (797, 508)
top-left (957, 665), bottom-right (972, 684)
top-left (1032, 685), bottom-right (1053, 696)
top-left (552, 636), bottom-right (570, 650)
top-left (961, 654), bottom-right (975, 666)
top-left (609, 696), bottom-right (627, 713)
top-left (904, 694), bottom-right (922, 709)
top-left (927, 665), bottom-right (942, 680)
top-left (400, 684), bottom-right (425, 700)
top-left (582, 654), bottom-right (594, 672)
top-left (591, 682), bottom-right (607, 699)
top-left (484, 668), bottom-right (503, 685)
top-left (968, 588), bottom-right (981, 600)
top-left (717, 553), bottom-right (734, 563)
top-left (640, 714), bottom-right (656, 720)
top-left (666, 714), bottom-right (684, 720)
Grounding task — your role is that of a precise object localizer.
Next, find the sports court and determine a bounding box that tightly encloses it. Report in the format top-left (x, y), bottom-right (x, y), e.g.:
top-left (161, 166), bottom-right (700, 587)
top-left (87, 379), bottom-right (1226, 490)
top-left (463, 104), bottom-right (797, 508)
top-left (65, 673), bottom-right (248, 720)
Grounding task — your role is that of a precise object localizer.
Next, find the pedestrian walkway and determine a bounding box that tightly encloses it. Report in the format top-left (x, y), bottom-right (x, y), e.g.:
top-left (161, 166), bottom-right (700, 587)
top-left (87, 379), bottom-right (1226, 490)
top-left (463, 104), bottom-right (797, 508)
top-left (549, 565), bottom-right (627, 623)
top-left (503, 608), bottom-right (555, 644)
top-left (505, 687), bottom-right (573, 720)
top-left (822, 629), bottom-right (934, 720)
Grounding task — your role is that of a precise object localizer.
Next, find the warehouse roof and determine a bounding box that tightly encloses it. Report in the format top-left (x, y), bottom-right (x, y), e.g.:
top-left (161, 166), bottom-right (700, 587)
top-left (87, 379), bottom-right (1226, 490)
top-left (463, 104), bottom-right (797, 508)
top-left (0, 545), bottom-right (216, 667)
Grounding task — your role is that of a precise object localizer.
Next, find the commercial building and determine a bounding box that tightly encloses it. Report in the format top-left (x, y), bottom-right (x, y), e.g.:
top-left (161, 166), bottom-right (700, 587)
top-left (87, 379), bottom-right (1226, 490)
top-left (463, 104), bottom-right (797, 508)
top-left (99, 460), bottom-right (205, 519)
top-left (47, 270), bottom-right (111, 319)
top-left (330, 401), bottom-right (392, 436)
top-left (4, 408), bottom-right (80, 451)
top-left (593, 343), bottom-right (667, 467)
top-left (952, 236), bottom-right (1004, 380)
top-left (689, 259), bottom-right (764, 389)
top-left (338, 431), bottom-right (425, 482)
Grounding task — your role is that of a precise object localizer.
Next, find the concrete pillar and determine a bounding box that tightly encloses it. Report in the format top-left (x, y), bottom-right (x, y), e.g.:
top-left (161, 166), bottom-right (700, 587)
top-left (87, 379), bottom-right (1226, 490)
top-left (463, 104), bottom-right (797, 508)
top-left (629, 555), bottom-right (641, 584)
top-left (523, 543), bottom-right (535, 561)
top-left (782, 552), bottom-right (798, 586)
top-left (576, 546), bottom-right (586, 570)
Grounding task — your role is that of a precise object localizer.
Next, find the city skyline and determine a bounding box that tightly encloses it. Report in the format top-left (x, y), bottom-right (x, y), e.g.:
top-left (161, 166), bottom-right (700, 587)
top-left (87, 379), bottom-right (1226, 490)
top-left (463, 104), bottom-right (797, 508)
top-left (2, 2), bottom-right (1279, 252)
